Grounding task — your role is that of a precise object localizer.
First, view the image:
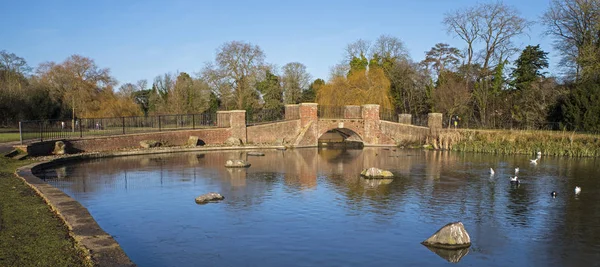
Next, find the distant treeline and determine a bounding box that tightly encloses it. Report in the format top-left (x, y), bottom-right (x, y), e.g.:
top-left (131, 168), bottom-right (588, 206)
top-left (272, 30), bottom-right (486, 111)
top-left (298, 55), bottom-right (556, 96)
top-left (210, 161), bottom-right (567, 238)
top-left (1, 0), bottom-right (599, 132)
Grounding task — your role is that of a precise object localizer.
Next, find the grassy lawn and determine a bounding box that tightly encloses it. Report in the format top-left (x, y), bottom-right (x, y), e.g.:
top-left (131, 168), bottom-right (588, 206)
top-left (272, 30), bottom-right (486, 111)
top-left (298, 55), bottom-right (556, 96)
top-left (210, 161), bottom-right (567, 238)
top-left (0, 156), bottom-right (88, 266)
top-left (0, 132), bottom-right (20, 143)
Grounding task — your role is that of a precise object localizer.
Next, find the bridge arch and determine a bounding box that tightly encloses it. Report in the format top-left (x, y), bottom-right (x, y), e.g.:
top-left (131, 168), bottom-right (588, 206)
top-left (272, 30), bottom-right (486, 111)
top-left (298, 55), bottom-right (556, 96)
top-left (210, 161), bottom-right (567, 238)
top-left (317, 126), bottom-right (364, 148)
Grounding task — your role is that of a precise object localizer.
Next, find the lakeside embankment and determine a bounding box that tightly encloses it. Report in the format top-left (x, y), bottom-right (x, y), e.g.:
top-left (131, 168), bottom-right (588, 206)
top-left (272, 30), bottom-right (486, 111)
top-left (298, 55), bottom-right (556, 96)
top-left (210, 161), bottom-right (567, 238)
top-left (431, 129), bottom-right (600, 157)
top-left (0, 156), bottom-right (90, 267)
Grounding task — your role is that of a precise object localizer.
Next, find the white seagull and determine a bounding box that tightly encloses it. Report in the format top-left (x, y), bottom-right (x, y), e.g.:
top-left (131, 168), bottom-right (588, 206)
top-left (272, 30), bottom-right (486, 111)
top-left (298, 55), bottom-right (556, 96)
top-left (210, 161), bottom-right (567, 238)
top-left (490, 168), bottom-right (495, 175)
top-left (510, 176), bottom-right (519, 184)
top-left (514, 167), bottom-right (520, 175)
top-left (575, 186), bottom-right (581, 195)
top-left (530, 158), bottom-right (539, 165)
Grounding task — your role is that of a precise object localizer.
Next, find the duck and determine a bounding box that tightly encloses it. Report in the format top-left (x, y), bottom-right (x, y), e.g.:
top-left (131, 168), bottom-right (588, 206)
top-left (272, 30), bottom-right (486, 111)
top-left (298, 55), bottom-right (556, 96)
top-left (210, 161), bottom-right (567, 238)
top-left (490, 168), bottom-right (495, 175)
top-left (510, 176), bottom-right (519, 184)
top-left (551, 191), bottom-right (557, 198)
top-left (514, 167), bottom-right (519, 175)
top-left (530, 158), bottom-right (539, 165)
top-left (575, 186), bottom-right (581, 195)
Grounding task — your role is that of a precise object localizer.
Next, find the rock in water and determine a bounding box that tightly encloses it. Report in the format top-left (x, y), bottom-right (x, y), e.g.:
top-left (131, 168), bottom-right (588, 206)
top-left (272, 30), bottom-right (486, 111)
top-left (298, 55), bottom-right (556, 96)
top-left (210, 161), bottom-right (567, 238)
top-left (188, 136), bottom-right (199, 147)
top-left (195, 192), bottom-right (224, 204)
top-left (422, 222), bottom-right (471, 249)
top-left (53, 141), bottom-right (66, 155)
top-left (225, 159), bottom-right (251, 168)
top-left (247, 151), bottom-right (265, 156)
top-left (360, 167), bottom-right (394, 179)
top-left (140, 140), bottom-right (161, 149)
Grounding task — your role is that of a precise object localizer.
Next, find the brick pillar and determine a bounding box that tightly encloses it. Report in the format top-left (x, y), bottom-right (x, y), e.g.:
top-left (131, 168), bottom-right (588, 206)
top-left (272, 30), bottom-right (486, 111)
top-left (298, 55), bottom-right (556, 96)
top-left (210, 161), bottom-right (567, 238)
top-left (224, 110), bottom-right (247, 144)
top-left (299, 103), bottom-right (318, 127)
top-left (296, 103), bottom-right (318, 146)
top-left (428, 113), bottom-right (442, 135)
top-left (361, 104), bottom-right (381, 144)
top-left (285, 104), bottom-right (299, 120)
top-left (398, 114), bottom-right (412, 124)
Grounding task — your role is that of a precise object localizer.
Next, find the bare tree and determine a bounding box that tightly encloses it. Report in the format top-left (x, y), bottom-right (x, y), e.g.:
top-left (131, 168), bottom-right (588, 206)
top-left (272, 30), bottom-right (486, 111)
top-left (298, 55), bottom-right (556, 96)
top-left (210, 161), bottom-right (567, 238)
top-left (36, 55), bottom-right (116, 118)
top-left (370, 35), bottom-right (410, 63)
top-left (136, 79), bottom-right (148, 91)
top-left (444, 6), bottom-right (481, 70)
top-left (344, 39), bottom-right (371, 63)
top-left (282, 62), bottom-right (311, 104)
top-left (202, 41), bottom-right (265, 110)
top-left (478, 2), bottom-right (530, 75)
top-left (433, 71), bottom-right (471, 127)
top-left (444, 1), bottom-right (529, 126)
top-left (543, 0), bottom-right (600, 79)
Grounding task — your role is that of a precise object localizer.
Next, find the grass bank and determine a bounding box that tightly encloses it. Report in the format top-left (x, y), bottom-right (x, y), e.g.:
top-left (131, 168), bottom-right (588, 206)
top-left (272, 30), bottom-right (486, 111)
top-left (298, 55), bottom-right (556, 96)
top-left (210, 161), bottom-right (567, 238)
top-left (0, 132), bottom-right (20, 143)
top-left (0, 156), bottom-right (88, 266)
top-left (432, 129), bottom-right (600, 157)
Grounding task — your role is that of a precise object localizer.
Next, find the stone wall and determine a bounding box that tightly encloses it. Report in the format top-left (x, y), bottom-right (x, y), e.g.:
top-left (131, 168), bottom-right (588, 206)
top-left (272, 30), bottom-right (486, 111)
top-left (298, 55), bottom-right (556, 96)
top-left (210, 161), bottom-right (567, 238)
top-left (379, 121), bottom-right (429, 145)
top-left (26, 128), bottom-right (232, 156)
top-left (247, 120), bottom-right (301, 145)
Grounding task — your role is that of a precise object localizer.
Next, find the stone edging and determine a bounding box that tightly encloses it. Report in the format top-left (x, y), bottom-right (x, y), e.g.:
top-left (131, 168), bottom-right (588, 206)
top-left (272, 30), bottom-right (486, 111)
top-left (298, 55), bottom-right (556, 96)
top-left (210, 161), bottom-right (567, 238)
top-left (14, 145), bottom-right (287, 267)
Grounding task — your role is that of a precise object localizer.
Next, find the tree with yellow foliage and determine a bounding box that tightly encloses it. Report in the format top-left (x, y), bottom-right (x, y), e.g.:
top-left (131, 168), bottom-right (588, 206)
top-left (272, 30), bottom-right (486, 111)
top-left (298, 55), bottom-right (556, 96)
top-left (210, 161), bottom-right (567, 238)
top-left (317, 65), bottom-right (392, 108)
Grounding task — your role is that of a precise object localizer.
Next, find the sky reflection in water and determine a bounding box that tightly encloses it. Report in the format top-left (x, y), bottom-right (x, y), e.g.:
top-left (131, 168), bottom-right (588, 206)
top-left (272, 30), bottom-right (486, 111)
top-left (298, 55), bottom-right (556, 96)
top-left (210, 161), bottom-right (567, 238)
top-left (42, 148), bottom-right (600, 267)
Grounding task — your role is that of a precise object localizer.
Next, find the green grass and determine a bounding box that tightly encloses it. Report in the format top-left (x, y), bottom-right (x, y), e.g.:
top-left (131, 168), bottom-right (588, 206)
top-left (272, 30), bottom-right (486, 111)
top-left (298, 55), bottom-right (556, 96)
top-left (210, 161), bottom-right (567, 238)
top-left (0, 156), bottom-right (89, 267)
top-left (0, 133), bottom-right (21, 143)
top-left (438, 129), bottom-right (600, 157)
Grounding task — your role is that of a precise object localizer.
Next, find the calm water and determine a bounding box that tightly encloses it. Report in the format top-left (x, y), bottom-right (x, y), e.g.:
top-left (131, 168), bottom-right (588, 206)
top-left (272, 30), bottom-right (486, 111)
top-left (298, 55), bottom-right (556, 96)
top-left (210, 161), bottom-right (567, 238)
top-left (40, 148), bottom-right (600, 267)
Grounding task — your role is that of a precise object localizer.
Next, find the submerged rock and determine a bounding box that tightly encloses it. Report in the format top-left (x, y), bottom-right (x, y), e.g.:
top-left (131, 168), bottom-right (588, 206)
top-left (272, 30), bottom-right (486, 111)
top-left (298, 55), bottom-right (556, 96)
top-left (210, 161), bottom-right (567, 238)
top-left (422, 222), bottom-right (471, 249)
top-left (225, 159), bottom-right (251, 168)
top-left (140, 140), bottom-right (161, 149)
top-left (247, 151), bottom-right (265, 156)
top-left (195, 192), bottom-right (225, 204)
top-left (360, 167), bottom-right (394, 179)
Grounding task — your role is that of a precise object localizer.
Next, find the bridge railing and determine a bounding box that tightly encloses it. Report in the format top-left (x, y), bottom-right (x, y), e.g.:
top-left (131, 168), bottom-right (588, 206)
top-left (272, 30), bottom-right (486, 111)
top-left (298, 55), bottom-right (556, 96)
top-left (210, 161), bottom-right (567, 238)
top-left (19, 112), bottom-right (219, 144)
top-left (379, 108), bottom-right (399, 122)
top-left (318, 105), bottom-right (362, 119)
top-left (246, 107), bottom-right (285, 126)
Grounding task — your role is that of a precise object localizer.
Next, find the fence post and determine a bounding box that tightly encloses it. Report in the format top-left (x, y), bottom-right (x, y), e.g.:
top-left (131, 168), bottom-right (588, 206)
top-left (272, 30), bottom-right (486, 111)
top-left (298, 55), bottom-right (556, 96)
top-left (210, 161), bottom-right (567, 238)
top-left (39, 121), bottom-right (43, 142)
top-left (19, 121), bottom-right (23, 145)
top-left (158, 115), bottom-right (162, 132)
top-left (79, 120), bottom-right (83, 138)
top-left (192, 114), bottom-right (196, 129)
top-left (122, 117), bottom-right (125, 135)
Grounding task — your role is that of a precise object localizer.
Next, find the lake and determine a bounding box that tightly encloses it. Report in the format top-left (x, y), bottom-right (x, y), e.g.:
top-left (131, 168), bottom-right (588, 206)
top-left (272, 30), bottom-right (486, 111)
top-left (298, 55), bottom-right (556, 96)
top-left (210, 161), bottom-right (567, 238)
top-left (39, 148), bottom-right (600, 266)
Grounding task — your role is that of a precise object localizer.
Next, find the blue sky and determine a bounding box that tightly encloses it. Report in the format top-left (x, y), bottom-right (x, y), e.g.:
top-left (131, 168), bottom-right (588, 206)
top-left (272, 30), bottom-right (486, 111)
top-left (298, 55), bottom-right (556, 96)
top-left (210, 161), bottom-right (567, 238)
top-left (1, 0), bottom-right (555, 87)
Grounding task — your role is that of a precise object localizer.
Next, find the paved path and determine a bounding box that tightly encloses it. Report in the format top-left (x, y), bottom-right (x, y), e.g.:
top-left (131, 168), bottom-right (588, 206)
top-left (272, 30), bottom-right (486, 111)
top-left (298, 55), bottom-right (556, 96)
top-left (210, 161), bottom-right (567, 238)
top-left (0, 141), bottom-right (19, 154)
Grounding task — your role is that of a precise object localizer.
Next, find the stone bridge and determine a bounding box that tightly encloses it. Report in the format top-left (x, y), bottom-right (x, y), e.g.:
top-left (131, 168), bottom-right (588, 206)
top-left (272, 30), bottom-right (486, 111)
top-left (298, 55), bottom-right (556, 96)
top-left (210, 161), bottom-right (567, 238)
top-left (25, 103), bottom-right (443, 155)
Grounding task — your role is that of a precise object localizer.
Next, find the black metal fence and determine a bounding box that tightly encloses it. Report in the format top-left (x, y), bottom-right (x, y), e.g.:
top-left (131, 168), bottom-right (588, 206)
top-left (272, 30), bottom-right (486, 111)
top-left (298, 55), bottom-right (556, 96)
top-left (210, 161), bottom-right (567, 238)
top-left (318, 105), bottom-right (362, 119)
top-left (19, 112), bottom-right (218, 144)
top-left (379, 108), bottom-right (398, 123)
top-left (246, 108), bottom-right (285, 126)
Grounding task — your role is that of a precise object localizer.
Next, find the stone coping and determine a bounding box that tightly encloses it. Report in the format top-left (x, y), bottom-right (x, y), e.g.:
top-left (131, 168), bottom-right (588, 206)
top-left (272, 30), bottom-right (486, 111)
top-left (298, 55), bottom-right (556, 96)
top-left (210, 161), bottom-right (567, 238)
top-left (14, 145), bottom-right (289, 267)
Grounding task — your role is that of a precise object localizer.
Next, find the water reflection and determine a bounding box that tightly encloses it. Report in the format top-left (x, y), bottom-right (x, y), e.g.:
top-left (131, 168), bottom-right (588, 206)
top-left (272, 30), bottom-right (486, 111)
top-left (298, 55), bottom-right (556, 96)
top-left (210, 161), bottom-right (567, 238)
top-left (424, 246), bottom-right (470, 263)
top-left (43, 148), bottom-right (600, 267)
